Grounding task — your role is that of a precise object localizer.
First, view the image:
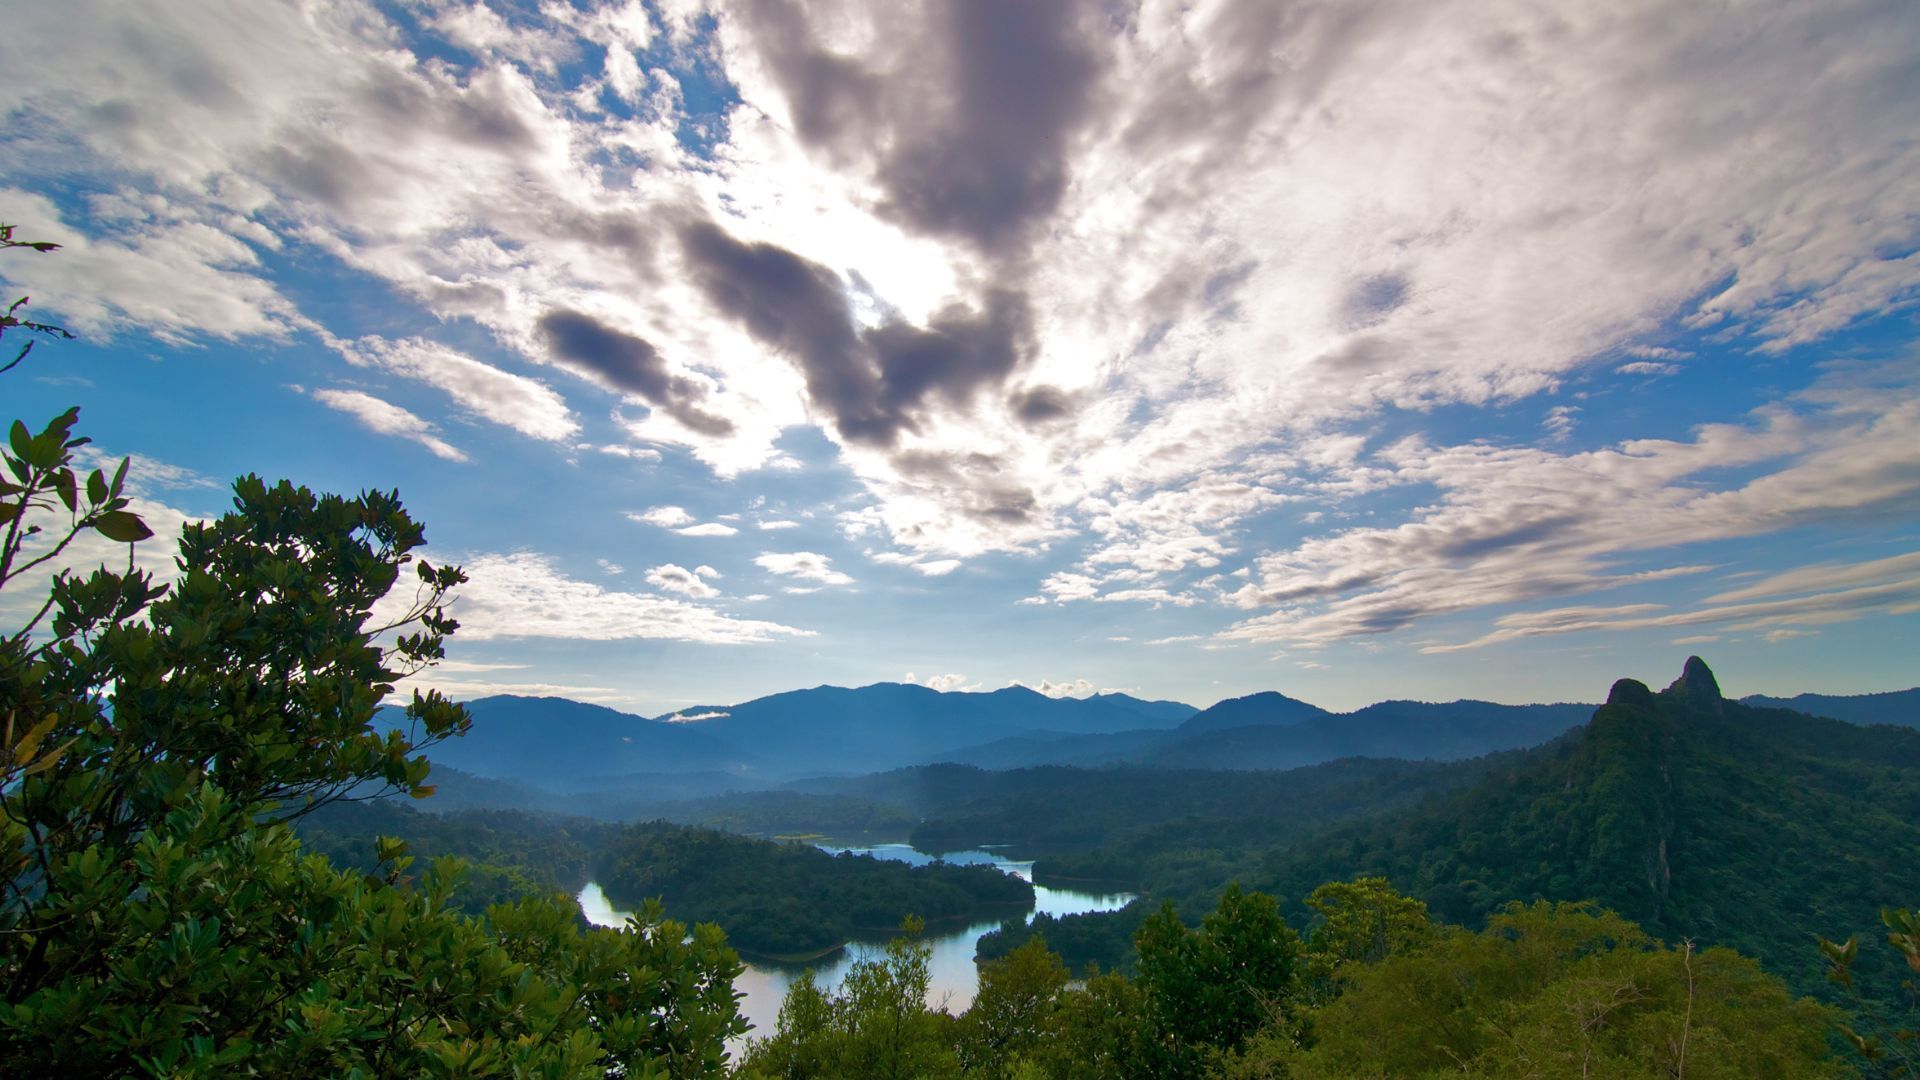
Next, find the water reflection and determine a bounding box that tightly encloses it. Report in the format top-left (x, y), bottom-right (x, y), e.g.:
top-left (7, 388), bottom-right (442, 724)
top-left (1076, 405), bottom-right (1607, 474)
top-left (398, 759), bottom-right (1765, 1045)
top-left (576, 844), bottom-right (1134, 1046)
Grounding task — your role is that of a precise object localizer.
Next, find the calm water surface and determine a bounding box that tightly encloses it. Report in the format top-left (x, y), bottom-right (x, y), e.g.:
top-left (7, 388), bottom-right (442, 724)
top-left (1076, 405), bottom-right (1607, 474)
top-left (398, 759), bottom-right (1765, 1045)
top-left (576, 842), bottom-right (1134, 1046)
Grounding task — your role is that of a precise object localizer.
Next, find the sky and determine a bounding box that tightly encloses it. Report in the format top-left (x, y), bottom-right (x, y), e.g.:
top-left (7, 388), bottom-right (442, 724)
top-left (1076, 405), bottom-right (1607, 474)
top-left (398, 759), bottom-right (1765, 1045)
top-left (1, 0), bottom-right (1917, 715)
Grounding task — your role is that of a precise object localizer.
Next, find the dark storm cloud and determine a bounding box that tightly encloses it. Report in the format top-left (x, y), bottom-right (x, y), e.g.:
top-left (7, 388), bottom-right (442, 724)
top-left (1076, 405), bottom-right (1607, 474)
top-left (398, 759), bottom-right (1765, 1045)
top-left (679, 220), bottom-right (1043, 446)
top-left (536, 309), bottom-right (733, 435)
top-left (1010, 385), bottom-right (1074, 425)
top-left (735, 0), bottom-right (1108, 256)
top-left (867, 288), bottom-right (1031, 418)
top-left (352, 63), bottom-right (538, 152)
top-left (258, 134), bottom-right (380, 211)
top-left (1342, 272), bottom-right (1411, 328)
top-left (893, 450), bottom-right (1041, 526)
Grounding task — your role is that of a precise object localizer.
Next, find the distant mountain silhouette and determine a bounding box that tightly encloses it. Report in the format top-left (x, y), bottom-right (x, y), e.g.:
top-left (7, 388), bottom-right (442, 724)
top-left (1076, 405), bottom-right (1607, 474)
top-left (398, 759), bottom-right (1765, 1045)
top-left (1177, 690), bottom-right (1333, 732)
top-left (402, 695), bottom-right (750, 790)
top-left (938, 699), bottom-right (1596, 771)
top-left (1740, 686), bottom-right (1918, 728)
top-left (676, 683), bottom-right (1195, 777)
top-left (418, 683), bottom-right (1197, 785)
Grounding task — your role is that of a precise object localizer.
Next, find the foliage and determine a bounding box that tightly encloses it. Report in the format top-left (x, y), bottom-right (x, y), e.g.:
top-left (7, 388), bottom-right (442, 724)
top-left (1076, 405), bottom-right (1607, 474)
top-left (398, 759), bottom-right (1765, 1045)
top-left (1300, 875), bottom-right (1432, 1000)
top-left (977, 899), bottom-right (1150, 974)
top-left (1265, 901), bottom-right (1844, 1079)
top-left (0, 236), bottom-right (746, 1075)
top-left (1242, 668), bottom-right (1920, 1005)
top-left (294, 800), bottom-right (611, 914)
top-left (953, 937), bottom-right (1070, 1078)
top-left (1822, 905), bottom-right (1920, 1076)
top-left (738, 918), bottom-right (962, 1079)
top-left (1132, 884), bottom-right (1303, 1074)
top-left (595, 824), bottom-right (1032, 958)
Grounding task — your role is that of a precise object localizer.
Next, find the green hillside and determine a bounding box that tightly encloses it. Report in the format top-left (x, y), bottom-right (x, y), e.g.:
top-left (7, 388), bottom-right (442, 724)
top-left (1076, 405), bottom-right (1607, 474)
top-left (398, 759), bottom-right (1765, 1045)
top-left (1255, 657), bottom-right (1920, 1000)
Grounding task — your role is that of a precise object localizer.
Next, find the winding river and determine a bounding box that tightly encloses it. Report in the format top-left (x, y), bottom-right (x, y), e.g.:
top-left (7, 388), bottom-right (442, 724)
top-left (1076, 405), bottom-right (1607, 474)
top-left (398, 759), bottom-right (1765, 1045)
top-left (576, 842), bottom-right (1134, 1044)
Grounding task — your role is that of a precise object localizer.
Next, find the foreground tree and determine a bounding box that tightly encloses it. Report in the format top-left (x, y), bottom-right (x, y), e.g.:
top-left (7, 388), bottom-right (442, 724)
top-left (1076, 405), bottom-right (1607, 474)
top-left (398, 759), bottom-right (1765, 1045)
top-left (1822, 905), bottom-right (1920, 1077)
top-left (1256, 901), bottom-right (1843, 1079)
top-left (739, 918), bottom-right (961, 1079)
top-left (0, 237), bottom-right (745, 1075)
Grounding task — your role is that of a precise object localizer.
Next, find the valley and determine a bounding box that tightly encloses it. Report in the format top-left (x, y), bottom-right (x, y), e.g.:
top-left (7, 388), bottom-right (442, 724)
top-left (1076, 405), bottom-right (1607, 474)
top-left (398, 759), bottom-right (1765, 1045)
top-left (333, 658), bottom-right (1920, 1030)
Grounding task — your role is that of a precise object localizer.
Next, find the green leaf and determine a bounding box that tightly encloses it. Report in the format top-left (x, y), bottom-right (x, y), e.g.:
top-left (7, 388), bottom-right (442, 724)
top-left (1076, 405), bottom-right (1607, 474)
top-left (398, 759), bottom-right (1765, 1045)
top-left (91, 509), bottom-right (153, 543)
top-left (53, 469), bottom-right (77, 513)
top-left (7, 420), bottom-right (28, 461)
top-left (0, 501), bottom-right (19, 527)
top-left (86, 469), bottom-right (107, 506)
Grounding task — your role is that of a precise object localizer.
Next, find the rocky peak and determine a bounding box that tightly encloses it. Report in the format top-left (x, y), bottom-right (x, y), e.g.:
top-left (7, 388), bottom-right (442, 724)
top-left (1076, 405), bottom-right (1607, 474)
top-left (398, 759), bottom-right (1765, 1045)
top-left (1606, 678), bottom-right (1657, 709)
top-left (1662, 655), bottom-right (1724, 715)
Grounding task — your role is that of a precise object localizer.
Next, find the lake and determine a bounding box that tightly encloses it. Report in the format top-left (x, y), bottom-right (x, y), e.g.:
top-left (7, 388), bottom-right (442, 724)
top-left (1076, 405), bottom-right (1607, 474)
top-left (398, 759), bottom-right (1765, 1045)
top-left (576, 842), bottom-right (1135, 1045)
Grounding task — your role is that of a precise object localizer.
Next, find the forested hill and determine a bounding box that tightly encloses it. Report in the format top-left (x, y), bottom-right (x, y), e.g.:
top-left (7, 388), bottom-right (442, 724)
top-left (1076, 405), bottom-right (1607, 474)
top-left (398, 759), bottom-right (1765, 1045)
top-left (1254, 657), bottom-right (1920, 999)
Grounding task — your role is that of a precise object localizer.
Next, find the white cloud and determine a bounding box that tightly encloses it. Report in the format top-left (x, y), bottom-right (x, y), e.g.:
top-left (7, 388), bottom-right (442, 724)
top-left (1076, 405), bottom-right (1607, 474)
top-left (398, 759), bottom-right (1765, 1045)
top-left (1222, 363), bottom-right (1920, 648)
top-left (447, 552), bottom-right (810, 644)
top-left (5, 0), bottom-right (1918, 661)
top-left (756, 551), bottom-right (853, 586)
top-left (906, 672), bottom-right (974, 692)
top-left (1616, 361), bottom-right (1681, 376)
top-left (631, 506), bottom-right (695, 528)
top-left (72, 446), bottom-right (219, 495)
top-left (0, 188), bottom-right (307, 342)
top-left (391, 676), bottom-right (632, 704)
top-left (1019, 678), bottom-right (1098, 699)
top-left (335, 335), bottom-right (578, 442)
top-left (757, 520), bottom-right (801, 530)
top-left (1542, 405), bottom-right (1580, 443)
top-left (309, 389), bottom-right (467, 461)
top-left (645, 563), bottom-right (719, 599)
top-left (596, 444), bottom-right (662, 462)
top-left (676, 522), bottom-right (739, 537)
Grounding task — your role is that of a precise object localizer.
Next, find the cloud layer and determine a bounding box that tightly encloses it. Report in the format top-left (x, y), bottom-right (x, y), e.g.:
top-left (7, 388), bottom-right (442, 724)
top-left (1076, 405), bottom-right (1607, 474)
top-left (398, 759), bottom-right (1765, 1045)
top-left (3, 0), bottom-right (1916, 666)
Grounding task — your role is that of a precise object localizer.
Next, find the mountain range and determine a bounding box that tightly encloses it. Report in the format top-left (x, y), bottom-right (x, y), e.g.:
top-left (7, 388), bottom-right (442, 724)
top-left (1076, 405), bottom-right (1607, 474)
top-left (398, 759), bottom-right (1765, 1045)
top-left (411, 682), bottom-right (1610, 791)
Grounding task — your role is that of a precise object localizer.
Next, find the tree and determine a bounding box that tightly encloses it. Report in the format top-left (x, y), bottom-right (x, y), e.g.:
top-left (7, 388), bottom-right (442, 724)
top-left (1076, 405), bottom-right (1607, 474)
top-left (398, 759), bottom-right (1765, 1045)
top-left (739, 918), bottom-right (961, 1079)
top-left (1132, 884), bottom-right (1304, 1073)
top-left (0, 232), bottom-right (747, 1074)
top-left (1299, 875), bottom-right (1431, 1000)
top-left (954, 935), bottom-right (1070, 1077)
top-left (1821, 905), bottom-right (1920, 1077)
top-left (1286, 902), bottom-right (1842, 1079)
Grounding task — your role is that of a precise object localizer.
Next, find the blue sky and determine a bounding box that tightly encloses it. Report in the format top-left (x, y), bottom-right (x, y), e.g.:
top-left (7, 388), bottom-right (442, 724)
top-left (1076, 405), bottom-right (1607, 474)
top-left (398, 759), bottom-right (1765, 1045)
top-left (2, 0), bottom-right (1917, 714)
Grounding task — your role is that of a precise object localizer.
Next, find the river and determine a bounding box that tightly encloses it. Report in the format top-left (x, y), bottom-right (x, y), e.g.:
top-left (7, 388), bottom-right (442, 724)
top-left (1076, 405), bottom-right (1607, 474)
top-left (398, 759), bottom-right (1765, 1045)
top-left (575, 842), bottom-right (1134, 1045)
